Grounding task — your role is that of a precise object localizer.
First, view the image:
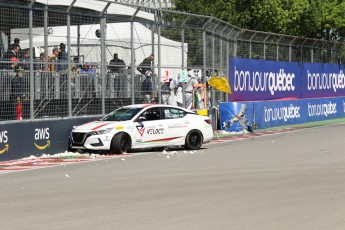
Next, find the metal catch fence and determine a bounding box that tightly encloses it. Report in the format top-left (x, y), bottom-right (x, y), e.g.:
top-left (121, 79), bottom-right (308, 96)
top-left (0, 0), bottom-right (344, 122)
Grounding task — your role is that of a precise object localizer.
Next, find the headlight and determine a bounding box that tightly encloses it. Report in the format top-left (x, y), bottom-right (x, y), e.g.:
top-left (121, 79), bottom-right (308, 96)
top-left (97, 128), bottom-right (113, 135)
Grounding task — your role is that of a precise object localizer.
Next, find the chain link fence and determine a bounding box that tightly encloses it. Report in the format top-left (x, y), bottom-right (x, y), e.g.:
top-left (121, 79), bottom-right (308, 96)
top-left (0, 0), bottom-right (344, 122)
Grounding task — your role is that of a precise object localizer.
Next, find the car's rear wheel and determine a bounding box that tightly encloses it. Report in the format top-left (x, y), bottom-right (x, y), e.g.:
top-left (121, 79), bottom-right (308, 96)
top-left (110, 133), bottom-right (131, 154)
top-left (184, 130), bottom-right (203, 150)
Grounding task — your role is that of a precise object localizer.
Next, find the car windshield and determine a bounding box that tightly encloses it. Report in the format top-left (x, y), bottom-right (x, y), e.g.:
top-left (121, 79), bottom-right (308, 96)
top-left (100, 107), bottom-right (142, 121)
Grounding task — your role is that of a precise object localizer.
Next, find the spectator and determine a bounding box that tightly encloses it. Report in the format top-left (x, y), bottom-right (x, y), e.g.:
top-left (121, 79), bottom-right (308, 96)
top-left (6, 57), bottom-right (20, 71)
top-left (4, 44), bottom-right (20, 59)
top-left (10, 67), bottom-right (28, 120)
top-left (9, 38), bottom-right (21, 58)
top-left (108, 53), bottom-right (126, 73)
top-left (21, 50), bottom-right (31, 70)
top-left (141, 70), bottom-right (153, 103)
top-left (11, 38), bottom-right (20, 48)
top-left (2, 44), bottom-right (20, 69)
top-left (37, 52), bottom-right (47, 71)
top-left (57, 43), bottom-right (67, 72)
top-left (48, 48), bottom-right (59, 71)
top-left (137, 53), bottom-right (154, 75)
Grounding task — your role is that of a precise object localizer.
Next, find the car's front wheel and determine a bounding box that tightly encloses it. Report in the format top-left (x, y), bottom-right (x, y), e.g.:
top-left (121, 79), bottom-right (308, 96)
top-left (110, 133), bottom-right (131, 154)
top-left (184, 130), bottom-right (203, 150)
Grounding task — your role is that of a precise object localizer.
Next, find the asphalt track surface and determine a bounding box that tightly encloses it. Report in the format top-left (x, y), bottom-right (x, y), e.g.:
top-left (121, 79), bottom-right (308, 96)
top-left (1, 123), bottom-right (345, 230)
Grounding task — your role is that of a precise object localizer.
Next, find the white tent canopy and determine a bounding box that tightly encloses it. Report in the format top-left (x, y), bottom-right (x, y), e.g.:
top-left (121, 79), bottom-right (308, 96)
top-left (34, 0), bottom-right (154, 22)
top-left (12, 22), bottom-right (188, 77)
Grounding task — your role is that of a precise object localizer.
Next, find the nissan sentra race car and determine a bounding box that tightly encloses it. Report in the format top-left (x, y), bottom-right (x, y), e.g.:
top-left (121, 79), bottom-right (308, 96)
top-left (68, 104), bottom-right (214, 154)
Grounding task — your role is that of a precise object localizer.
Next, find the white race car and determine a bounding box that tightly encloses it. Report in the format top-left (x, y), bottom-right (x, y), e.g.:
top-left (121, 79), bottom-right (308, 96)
top-left (68, 104), bottom-right (214, 154)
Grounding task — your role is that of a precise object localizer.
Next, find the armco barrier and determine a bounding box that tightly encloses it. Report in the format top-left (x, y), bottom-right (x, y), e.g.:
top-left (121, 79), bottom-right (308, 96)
top-left (0, 116), bottom-right (100, 162)
top-left (220, 97), bottom-right (345, 132)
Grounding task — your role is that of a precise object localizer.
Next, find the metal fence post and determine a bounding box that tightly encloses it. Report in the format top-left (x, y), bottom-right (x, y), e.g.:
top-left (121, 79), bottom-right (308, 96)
top-left (100, 17), bottom-right (107, 115)
top-left (157, 20), bottom-right (162, 104)
top-left (29, 0), bottom-right (34, 120)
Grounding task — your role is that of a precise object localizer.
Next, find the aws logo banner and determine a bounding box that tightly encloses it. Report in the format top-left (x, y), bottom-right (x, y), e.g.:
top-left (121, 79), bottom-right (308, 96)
top-left (0, 130), bottom-right (9, 155)
top-left (34, 128), bottom-right (51, 150)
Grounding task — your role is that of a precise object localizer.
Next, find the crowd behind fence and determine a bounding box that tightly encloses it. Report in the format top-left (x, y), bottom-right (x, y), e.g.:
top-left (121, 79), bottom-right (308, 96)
top-left (0, 0), bottom-right (344, 122)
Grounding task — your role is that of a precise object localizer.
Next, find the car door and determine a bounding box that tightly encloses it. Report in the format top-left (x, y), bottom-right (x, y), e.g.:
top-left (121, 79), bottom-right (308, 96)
top-left (161, 107), bottom-right (189, 145)
top-left (132, 107), bottom-right (168, 148)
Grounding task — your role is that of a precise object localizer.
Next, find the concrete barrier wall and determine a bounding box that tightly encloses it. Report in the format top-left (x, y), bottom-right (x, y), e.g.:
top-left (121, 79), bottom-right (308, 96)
top-left (0, 116), bottom-right (100, 161)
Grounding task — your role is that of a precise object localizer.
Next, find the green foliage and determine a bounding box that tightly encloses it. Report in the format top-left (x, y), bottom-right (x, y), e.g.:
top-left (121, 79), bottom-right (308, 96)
top-left (172, 0), bottom-right (345, 41)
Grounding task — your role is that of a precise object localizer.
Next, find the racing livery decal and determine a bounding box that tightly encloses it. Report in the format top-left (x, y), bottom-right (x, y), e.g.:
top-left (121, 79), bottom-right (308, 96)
top-left (147, 128), bottom-right (164, 135)
top-left (92, 123), bottom-right (111, 130)
top-left (144, 136), bottom-right (182, 143)
top-left (136, 123), bottom-right (145, 137)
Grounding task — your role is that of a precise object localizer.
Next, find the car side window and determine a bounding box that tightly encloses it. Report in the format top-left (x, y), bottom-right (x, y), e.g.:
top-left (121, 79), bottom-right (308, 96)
top-left (141, 108), bottom-right (161, 121)
top-left (163, 108), bottom-right (186, 119)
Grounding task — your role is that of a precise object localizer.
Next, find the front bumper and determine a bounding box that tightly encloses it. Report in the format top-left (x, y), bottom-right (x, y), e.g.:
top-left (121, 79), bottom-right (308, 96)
top-left (70, 131), bottom-right (112, 150)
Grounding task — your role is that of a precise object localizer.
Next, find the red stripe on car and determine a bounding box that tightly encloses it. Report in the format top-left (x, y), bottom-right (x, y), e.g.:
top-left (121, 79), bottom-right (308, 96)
top-left (92, 123), bottom-right (111, 130)
top-left (145, 136), bottom-right (182, 143)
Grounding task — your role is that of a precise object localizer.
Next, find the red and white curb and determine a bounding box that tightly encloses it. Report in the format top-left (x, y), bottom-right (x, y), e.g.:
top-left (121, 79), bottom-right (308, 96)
top-left (0, 154), bottom-right (132, 174)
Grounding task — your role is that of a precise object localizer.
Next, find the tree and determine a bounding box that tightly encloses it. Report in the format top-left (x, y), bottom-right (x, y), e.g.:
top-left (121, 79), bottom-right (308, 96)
top-left (172, 0), bottom-right (345, 41)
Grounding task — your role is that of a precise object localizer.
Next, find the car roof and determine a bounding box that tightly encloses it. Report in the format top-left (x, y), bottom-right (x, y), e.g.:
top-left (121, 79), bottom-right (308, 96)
top-left (122, 104), bottom-right (193, 112)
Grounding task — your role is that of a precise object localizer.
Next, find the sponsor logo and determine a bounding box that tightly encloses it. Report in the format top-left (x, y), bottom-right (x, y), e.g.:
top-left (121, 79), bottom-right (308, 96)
top-left (147, 128), bottom-right (164, 135)
top-left (308, 101), bottom-right (337, 117)
top-left (34, 140), bottom-right (51, 150)
top-left (234, 66), bottom-right (295, 95)
top-left (116, 126), bottom-right (124, 130)
top-left (307, 70), bottom-right (345, 92)
top-left (127, 125), bottom-right (135, 130)
top-left (34, 128), bottom-right (50, 150)
top-left (0, 131), bottom-right (9, 155)
top-left (168, 125), bottom-right (187, 128)
top-left (0, 144), bottom-right (9, 154)
top-left (264, 104), bottom-right (300, 122)
top-left (136, 124), bottom-right (145, 137)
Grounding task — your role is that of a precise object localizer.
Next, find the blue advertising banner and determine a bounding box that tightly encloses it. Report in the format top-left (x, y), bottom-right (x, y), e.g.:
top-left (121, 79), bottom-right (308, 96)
top-left (301, 63), bottom-right (345, 98)
top-left (220, 102), bottom-right (254, 132)
top-left (229, 58), bottom-right (301, 101)
top-left (229, 58), bottom-right (345, 101)
top-left (220, 97), bottom-right (345, 131)
top-left (0, 116), bottom-right (100, 162)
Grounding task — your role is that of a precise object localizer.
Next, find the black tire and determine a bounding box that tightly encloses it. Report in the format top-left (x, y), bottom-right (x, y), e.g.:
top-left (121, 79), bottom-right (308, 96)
top-left (110, 133), bottom-right (131, 154)
top-left (184, 130), bottom-right (203, 150)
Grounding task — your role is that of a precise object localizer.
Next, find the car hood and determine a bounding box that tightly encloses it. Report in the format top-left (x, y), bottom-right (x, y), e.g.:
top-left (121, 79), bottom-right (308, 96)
top-left (73, 120), bottom-right (130, 132)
